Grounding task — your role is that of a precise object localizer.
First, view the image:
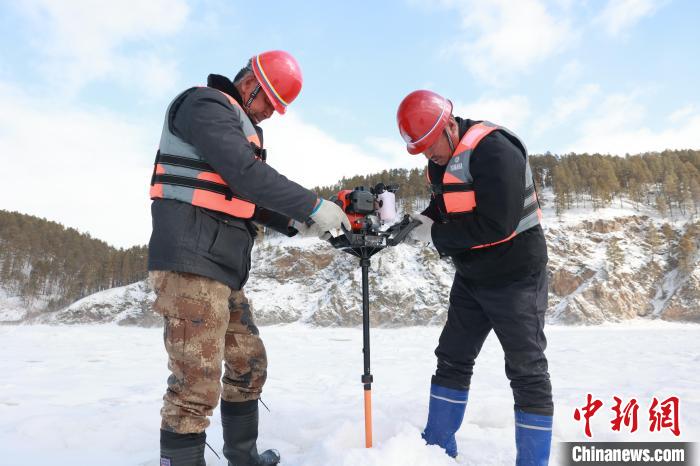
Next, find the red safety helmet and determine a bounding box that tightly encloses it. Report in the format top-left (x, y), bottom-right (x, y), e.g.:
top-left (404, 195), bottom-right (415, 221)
top-left (251, 50), bottom-right (303, 115)
top-left (396, 90), bottom-right (453, 154)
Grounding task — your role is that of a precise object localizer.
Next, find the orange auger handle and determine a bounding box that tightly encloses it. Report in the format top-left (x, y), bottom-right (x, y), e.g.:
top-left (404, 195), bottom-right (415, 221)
top-left (364, 388), bottom-right (373, 448)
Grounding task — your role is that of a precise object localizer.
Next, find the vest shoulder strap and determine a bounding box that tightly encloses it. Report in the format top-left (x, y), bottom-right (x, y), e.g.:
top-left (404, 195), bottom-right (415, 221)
top-left (454, 122), bottom-right (500, 154)
top-left (210, 88), bottom-right (262, 148)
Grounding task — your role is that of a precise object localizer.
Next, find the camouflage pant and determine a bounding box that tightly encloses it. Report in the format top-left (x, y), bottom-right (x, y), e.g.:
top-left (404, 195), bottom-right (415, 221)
top-left (150, 271), bottom-right (268, 434)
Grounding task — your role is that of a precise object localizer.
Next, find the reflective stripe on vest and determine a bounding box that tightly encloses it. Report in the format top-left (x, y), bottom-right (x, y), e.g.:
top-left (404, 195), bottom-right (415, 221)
top-left (431, 121), bottom-right (541, 249)
top-left (150, 87), bottom-right (260, 219)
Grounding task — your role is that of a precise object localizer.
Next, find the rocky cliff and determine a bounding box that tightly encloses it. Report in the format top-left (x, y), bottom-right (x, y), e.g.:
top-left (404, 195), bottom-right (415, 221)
top-left (2, 195), bottom-right (698, 326)
top-left (17, 199), bottom-right (697, 327)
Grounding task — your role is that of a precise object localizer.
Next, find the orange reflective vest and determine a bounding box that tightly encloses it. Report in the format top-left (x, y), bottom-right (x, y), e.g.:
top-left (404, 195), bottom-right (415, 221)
top-left (429, 121), bottom-right (542, 249)
top-left (150, 88), bottom-right (262, 219)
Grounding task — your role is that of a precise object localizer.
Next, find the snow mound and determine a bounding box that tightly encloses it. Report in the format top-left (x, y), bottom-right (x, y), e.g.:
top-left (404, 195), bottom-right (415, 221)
top-left (43, 280), bottom-right (159, 326)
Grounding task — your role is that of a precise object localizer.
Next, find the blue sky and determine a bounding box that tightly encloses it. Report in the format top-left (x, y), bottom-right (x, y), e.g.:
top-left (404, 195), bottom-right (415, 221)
top-left (1, 0), bottom-right (699, 247)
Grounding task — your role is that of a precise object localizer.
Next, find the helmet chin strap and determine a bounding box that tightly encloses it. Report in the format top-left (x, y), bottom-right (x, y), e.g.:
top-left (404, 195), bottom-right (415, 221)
top-left (444, 128), bottom-right (455, 154)
top-left (245, 84), bottom-right (262, 109)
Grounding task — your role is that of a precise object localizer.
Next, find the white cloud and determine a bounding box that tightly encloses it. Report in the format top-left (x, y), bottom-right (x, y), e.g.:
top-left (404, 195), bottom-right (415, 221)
top-left (567, 92), bottom-right (700, 154)
top-left (365, 136), bottom-right (428, 170)
top-left (440, 0), bottom-right (576, 83)
top-left (668, 104), bottom-right (697, 124)
top-left (262, 113), bottom-right (426, 189)
top-left (551, 84), bottom-right (600, 120)
top-left (453, 95), bottom-right (532, 132)
top-left (595, 0), bottom-right (665, 36)
top-left (18, 0), bottom-right (189, 95)
top-left (533, 83), bottom-right (600, 135)
top-left (0, 82), bottom-right (156, 248)
top-left (112, 53), bottom-right (183, 100)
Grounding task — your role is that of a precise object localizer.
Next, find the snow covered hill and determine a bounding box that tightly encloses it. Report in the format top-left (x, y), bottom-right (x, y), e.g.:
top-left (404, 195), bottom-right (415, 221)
top-left (3, 194), bottom-right (699, 326)
top-left (39, 280), bottom-right (160, 326)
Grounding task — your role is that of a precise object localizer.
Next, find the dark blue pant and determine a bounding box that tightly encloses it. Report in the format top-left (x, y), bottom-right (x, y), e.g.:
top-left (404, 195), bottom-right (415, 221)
top-left (433, 267), bottom-right (553, 415)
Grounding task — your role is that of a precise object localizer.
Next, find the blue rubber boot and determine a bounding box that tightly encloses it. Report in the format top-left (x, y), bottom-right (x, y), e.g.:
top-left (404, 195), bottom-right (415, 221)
top-left (421, 384), bottom-right (468, 458)
top-left (515, 410), bottom-right (553, 466)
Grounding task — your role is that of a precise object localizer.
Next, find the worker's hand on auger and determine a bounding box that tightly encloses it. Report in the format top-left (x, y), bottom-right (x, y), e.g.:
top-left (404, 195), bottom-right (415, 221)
top-left (407, 213), bottom-right (434, 245)
top-left (289, 219), bottom-right (314, 237)
top-left (308, 199), bottom-right (352, 239)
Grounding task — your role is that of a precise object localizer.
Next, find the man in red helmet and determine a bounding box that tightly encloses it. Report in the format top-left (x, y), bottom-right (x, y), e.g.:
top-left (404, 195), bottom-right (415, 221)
top-left (397, 90), bottom-right (553, 465)
top-left (149, 50), bottom-right (349, 466)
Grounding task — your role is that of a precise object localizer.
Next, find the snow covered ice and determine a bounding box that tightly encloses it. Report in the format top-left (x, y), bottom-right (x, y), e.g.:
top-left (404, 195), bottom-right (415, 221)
top-left (0, 322), bottom-right (698, 466)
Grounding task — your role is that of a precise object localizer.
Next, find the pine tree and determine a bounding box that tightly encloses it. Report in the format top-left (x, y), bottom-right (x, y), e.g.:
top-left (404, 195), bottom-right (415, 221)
top-left (661, 223), bottom-right (675, 258)
top-left (663, 172), bottom-right (679, 215)
top-left (688, 173), bottom-right (700, 215)
top-left (552, 164), bottom-right (572, 215)
top-left (655, 195), bottom-right (669, 216)
top-left (677, 229), bottom-right (698, 275)
top-left (402, 197), bottom-right (415, 216)
top-left (593, 157), bottom-right (620, 208)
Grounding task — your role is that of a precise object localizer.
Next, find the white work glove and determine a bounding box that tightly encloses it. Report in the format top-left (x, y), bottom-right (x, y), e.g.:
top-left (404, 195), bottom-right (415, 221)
top-left (407, 213), bottom-right (434, 245)
top-left (308, 199), bottom-right (351, 239)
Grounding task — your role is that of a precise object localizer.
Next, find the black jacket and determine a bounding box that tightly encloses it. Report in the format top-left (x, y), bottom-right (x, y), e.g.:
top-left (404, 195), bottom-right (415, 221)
top-left (422, 117), bottom-right (548, 284)
top-left (148, 75), bottom-right (315, 289)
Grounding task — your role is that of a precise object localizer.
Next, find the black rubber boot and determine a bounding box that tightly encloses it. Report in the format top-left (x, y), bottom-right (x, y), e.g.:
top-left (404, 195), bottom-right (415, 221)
top-left (160, 430), bottom-right (207, 466)
top-left (221, 399), bottom-right (280, 466)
